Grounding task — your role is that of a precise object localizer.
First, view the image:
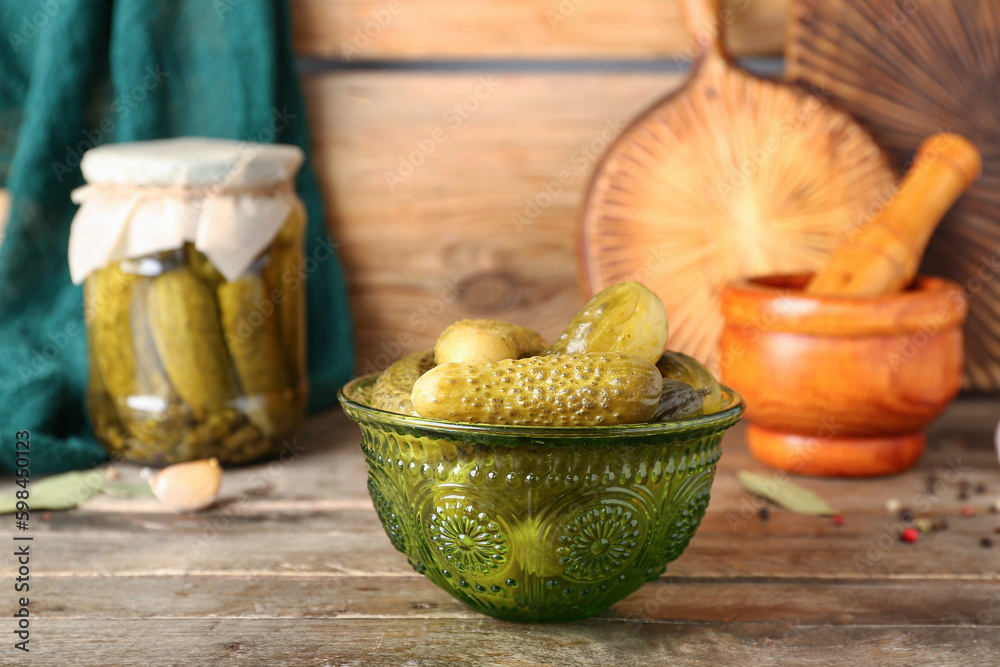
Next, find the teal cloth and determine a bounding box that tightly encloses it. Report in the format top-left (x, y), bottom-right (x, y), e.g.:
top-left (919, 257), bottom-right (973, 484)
top-left (0, 0), bottom-right (355, 474)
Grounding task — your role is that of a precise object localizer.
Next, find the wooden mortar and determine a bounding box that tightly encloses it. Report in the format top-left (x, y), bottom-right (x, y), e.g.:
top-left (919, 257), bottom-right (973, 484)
top-left (719, 134), bottom-right (979, 476)
top-left (720, 274), bottom-right (966, 476)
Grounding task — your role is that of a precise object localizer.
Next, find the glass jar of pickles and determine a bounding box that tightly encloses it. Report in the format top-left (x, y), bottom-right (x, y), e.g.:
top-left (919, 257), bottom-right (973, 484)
top-left (68, 138), bottom-right (309, 465)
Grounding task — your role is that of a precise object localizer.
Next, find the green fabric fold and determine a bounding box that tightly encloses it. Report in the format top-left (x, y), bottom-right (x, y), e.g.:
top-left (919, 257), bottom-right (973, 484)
top-left (0, 0), bottom-right (354, 474)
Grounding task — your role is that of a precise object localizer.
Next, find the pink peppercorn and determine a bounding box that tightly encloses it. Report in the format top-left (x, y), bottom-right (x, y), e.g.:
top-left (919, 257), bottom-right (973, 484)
top-left (961, 505), bottom-right (976, 518)
top-left (833, 514), bottom-right (845, 526)
top-left (901, 527), bottom-right (920, 543)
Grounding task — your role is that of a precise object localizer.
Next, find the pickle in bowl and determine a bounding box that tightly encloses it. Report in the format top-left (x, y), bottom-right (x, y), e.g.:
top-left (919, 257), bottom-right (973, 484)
top-left (339, 372), bottom-right (744, 622)
top-left (338, 281), bottom-right (743, 622)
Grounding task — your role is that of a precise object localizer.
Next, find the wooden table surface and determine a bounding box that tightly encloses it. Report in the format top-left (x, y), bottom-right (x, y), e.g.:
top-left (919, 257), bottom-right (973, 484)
top-left (3, 399), bottom-right (999, 666)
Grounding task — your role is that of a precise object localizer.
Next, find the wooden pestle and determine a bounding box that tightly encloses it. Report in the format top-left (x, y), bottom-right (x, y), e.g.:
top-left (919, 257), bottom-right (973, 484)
top-left (806, 133), bottom-right (982, 296)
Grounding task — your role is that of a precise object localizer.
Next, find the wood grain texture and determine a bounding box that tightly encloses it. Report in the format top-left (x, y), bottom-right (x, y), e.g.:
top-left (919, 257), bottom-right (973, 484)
top-left (0, 399), bottom-right (998, 664)
top-left (25, 574), bottom-right (1000, 627)
top-left (303, 71), bottom-right (684, 373)
top-left (9, 507), bottom-right (1000, 580)
top-left (291, 0), bottom-right (789, 60)
top-left (20, 620), bottom-right (1000, 667)
top-left (786, 0), bottom-right (1000, 392)
top-left (3, 408), bottom-right (998, 584)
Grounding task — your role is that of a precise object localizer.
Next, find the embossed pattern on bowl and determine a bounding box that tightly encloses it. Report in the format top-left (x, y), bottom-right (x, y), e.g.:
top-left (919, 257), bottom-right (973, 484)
top-left (339, 375), bottom-right (744, 622)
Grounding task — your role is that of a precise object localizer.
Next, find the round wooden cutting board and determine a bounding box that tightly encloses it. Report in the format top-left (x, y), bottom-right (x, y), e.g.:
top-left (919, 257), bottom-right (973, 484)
top-left (580, 0), bottom-right (896, 373)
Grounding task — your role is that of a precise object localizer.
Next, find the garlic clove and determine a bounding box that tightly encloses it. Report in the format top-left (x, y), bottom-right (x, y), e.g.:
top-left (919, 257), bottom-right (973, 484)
top-left (150, 458), bottom-right (222, 511)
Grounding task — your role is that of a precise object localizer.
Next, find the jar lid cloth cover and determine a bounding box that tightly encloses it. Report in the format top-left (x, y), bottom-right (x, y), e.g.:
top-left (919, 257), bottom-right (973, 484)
top-left (68, 137), bottom-right (304, 284)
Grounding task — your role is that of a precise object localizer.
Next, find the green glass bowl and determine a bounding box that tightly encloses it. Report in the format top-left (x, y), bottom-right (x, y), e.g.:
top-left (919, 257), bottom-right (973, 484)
top-left (338, 374), bottom-right (744, 622)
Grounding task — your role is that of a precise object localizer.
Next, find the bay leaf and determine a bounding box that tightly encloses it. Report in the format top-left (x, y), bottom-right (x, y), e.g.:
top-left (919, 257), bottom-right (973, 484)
top-left (737, 470), bottom-right (835, 516)
top-left (0, 469), bottom-right (105, 513)
top-left (100, 481), bottom-right (154, 499)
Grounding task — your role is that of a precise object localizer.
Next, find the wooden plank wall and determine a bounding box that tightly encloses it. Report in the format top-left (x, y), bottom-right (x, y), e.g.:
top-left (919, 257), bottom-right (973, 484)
top-left (292, 0), bottom-right (788, 59)
top-left (293, 0), bottom-right (788, 374)
top-left (304, 73), bottom-right (676, 374)
top-left (1, 3), bottom-right (785, 371)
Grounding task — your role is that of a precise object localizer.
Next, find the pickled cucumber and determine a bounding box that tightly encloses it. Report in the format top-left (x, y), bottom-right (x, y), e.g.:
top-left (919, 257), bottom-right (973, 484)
top-left (654, 379), bottom-right (703, 422)
top-left (146, 268), bottom-right (238, 418)
top-left (87, 265), bottom-right (140, 402)
top-left (218, 273), bottom-right (295, 436)
top-left (372, 350), bottom-right (436, 416)
top-left (86, 217), bottom-right (307, 465)
top-left (130, 281), bottom-right (174, 400)
top-left (656, 350), bottom-right (723, 415)
top-left (185, 243), bottom-right (225, 289)
top-left (263, 201), bottom-right (307, 389)
top-left (411, 353), bottom-right (662, 426)
top-left (544, 282), bottom-right (667, 364)
top-left (435, 319), bottom-right (546, 364)
top-left (85, 326), bottom-right (125, 446)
